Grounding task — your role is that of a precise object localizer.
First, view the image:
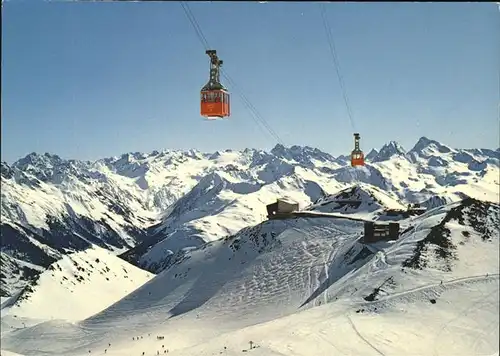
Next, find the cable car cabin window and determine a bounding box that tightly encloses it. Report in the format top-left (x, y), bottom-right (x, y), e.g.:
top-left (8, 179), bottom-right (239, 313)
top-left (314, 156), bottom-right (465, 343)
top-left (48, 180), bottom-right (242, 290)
top-left (214, 92), bottom-right (221, 103)
top-left (201, 93), bottom-right (207, 103)
top-left (205, 92), bottom-right (219, 103)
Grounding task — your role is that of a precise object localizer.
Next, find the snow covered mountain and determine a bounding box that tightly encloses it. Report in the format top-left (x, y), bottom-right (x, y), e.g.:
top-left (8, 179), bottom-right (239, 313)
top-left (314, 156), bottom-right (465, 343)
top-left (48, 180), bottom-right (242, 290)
top-left (1, 137), bottom-right (498, 294)
top-left (364, 148), bottom-right (379, 161)
top-left (1, 245), bottom-right (153, 322)
top-left (1, 155), bottom-right (156, 297)
top-left (370, 140), bottom-right (406, 162)
top-left (1, 196), bottom-right (498, 356)
top-left (305, 184), bottom-right (407, 217)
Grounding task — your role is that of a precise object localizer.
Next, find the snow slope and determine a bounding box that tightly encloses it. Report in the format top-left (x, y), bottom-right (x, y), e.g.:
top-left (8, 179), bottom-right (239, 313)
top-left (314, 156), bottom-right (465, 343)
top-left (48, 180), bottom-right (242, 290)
top-left (146, 280), bottom-right (499, 356)
top-left (0, 245), bottom-right (154, 324)
top-left (1, 157), bottom-right (157, 297)
top-left (306, 183), bottom-right (407, 220)
top-left (121, 168), bottom-right (335, 273)
top-left (1, 197), bottom-right (498, 356)
top-left (121, 138), bottom-right (499, 274)
top-left (2, 137), bottom-right (498, 295)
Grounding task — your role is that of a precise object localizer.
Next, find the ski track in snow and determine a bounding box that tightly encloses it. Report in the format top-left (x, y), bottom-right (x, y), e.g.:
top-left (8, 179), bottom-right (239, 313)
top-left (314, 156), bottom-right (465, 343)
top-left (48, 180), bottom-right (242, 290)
top-left (346, 314), bottom-right (386, 356)
top-left (0, 139), bottom-right (499, 356)
top-left (1, 214), bottom-right (498, 355)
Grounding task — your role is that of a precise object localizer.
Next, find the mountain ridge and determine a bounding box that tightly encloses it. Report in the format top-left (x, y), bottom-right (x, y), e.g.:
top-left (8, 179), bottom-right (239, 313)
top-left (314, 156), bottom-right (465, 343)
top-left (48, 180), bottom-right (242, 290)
top-left (1, 136), bottom-right (499, 295)
top-left (1, 196), bottom-right (498, 356)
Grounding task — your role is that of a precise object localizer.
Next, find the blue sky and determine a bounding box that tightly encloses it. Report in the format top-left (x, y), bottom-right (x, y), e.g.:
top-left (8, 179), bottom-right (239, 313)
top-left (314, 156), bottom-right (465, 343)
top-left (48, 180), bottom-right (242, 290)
top-left (2, 1), bottom-right (499, 163)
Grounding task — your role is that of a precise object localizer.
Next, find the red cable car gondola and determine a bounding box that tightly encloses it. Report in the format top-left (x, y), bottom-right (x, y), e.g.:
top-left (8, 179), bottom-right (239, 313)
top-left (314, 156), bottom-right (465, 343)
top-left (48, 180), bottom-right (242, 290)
top-left (351, 133), bottom-right (365, 167)
top-left (200, 50), bottom-right (230, 120)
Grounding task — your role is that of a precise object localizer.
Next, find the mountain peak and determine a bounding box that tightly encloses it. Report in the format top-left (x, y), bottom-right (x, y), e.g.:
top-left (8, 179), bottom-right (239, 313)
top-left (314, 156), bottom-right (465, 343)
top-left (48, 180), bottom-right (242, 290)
top-left (270, 144), bottom-right (335, 165)
top-left (1, 161), bottom-right (14, 179)
top-left (409, 136), bottom-right (452, 154)
top-left (371, 141), bottom-right (406, 163)
top-left (365, 149), bottom-right (379, 161)
top-left (270, 143), bottom-right (286, 155)
top-left (14, 152), bottom-right (64, 169)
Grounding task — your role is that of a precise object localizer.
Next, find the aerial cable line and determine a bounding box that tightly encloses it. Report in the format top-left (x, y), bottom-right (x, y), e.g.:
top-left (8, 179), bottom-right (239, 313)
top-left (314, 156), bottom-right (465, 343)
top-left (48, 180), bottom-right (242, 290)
top-left (180, 1), bottom-right (284, 145)
top-left (179, 1), bottom-right (285, 146)
top-left (319, 3), bottom-right (357, 133)
top-left (221, 72), bottom-right (284, 144)
top-left (180, 2), bottom-right (210, 49)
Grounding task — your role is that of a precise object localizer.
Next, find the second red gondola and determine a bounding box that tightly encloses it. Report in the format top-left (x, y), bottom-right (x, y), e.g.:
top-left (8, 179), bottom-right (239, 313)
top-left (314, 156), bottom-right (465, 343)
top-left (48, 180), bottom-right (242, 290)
top-left (351, 133), bottom-right (365, 167)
